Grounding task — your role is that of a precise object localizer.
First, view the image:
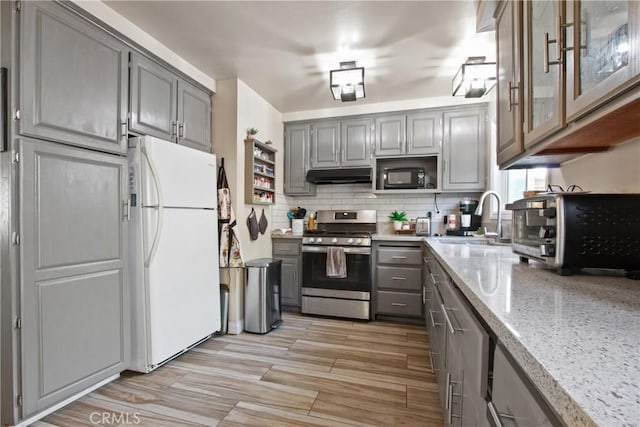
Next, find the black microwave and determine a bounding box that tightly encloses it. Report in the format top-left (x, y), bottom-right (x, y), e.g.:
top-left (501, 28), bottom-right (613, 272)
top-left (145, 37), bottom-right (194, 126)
top-left (383, 167), bottom-right (426, 189)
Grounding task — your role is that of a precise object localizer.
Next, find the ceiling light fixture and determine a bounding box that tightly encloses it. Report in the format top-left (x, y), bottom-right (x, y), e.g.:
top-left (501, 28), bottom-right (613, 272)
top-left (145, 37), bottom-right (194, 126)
top-left (452, 56), bottom-right (496, 98)
top-left (330, 61), bottom-right (365, 102)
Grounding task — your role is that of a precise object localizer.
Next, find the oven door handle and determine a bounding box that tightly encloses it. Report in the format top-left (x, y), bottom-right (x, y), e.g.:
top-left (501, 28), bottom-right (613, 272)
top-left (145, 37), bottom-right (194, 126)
top-left (302, 246), bottom-right (371, 255)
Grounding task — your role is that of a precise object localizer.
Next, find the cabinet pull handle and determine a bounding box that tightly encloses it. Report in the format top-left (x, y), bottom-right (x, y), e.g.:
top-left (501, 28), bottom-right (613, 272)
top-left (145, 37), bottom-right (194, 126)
top-left (544, 16), bottom-right (574, 73)
top-left (391, 302), bottom-right (407, 307)
top-left (170, 121), bottom-right (177, 140)
top-left (447, 383), bottom-right (453, 423)
top-left (487, 401), bottom-right (515, 427)
top-left (391, 276), bottom-right (407, 281)
top-left (391, 255), bottom-right (407, 260)
top-left (441, 304), bottom-right (463, 335)
top-left (507, 82), bottom-right (519, 112)
top-left (430, 272), bottom-right (439, 285)
top-left (443, 159), bottom-right (447, 174)
top-left (121, 121), bottom-right (128, 138)
top-left (444, 373), bottom-right (451, 409)
top-left (428, 350), bottom-right (438, 374)
top-left (429, 309), bottom-right (442, 328)
top-left (179, 122), bottom-right (186, 139)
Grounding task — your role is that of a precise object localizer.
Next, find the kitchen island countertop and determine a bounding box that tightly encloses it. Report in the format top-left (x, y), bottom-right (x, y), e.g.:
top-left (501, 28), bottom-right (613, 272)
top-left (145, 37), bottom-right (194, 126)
top-left (425, 237), bottom-right (639, 427)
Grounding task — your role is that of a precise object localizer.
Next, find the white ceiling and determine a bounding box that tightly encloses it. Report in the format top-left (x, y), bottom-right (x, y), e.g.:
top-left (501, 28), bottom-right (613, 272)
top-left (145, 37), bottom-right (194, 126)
top-left (104, 1), bottom-right (496, 113)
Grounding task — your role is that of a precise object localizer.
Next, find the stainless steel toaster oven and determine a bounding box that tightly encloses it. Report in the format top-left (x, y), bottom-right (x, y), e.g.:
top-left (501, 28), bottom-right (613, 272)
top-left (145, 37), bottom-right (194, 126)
top-left (506, 193), bottom-right (640, 278)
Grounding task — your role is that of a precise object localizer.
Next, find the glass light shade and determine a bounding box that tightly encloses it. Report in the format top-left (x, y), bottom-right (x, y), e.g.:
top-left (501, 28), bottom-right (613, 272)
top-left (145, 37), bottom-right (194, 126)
top-left (330, 66), bottom-right (365, 102)
top-left (452, 61), bottom-right (496, 98)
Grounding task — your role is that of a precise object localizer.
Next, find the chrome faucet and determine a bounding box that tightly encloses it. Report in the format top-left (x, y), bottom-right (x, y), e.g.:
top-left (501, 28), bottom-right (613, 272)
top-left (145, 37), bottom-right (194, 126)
top-left (475, 191), bottom-right (503, 241)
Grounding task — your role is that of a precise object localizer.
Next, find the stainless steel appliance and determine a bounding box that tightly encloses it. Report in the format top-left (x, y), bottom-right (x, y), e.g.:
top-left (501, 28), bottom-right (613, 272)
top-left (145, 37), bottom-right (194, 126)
top-left (506, 193), bottom-right (640, 278)
top-left (383, 167), bottom-right (427, 189)
top-left (244, 259), bottom-right (282, 334)
top-left (301, 210), bottom-right (377, 319)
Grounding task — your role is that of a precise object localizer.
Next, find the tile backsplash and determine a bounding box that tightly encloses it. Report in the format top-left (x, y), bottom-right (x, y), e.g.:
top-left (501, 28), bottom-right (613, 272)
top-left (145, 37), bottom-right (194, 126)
top-left (273, 183), bottom-right (484, 235)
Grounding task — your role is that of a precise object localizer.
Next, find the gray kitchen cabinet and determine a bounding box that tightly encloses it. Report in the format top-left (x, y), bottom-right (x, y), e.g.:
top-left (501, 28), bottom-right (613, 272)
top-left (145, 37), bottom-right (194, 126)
top-left (564, 1), bottom-right (640, 122)
top-left (284, 124), bottom-right (316, 196)
top-left (340, 118), bottom-right (372, 166)
top-left (406, 111), bottom-right (442, 155)
top-left (439, 268), bottom-right (489, 426)
top-left (19, 1), bottom-right (129, 155)
top-left (495, 0), bottom-right (524, 166)
top-left (310, 120), bottom-right (340, 168)
top-left (442, 107), bottom-right (486, 191)
top-left (374, 243), bottom-right (423, 319)
top-left (489, 345), bottom-right (554, 427)
top-left (129, 53), bottom-right (178, 142)
top-left (272, 238), bottom-right (302, 309)
top-left (496, 0), bottom-right (640, 168)
top-left (130, 53), bottom-right (211, 152)
top-left (522, 0), bottom-right (565, 148)
top-left (177, 79), bottom-right (212, 152)
top-left (374, 114), bottom-right (406, 156)
top-left (374, 111), bottom-right (441, 157)
top-left (19, 138), bottom-right (129, 418)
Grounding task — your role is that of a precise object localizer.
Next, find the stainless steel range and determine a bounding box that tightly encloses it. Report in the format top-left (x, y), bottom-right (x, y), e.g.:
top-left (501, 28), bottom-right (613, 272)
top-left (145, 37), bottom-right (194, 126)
top-left (301, 210), bottom-right (376, 320)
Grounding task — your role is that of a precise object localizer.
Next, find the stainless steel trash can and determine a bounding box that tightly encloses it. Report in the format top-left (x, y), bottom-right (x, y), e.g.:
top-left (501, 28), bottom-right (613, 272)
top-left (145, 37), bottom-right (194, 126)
top-left (244, 258), bottom-right (282, 334)
top-left (220, 284), bottom-right (229, 334)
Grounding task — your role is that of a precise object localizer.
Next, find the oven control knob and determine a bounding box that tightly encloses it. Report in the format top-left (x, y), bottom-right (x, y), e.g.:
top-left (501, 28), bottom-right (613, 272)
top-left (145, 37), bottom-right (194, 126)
top-left (540, 244), bottom-right (556, 257)
top-left (355, 239), bottom-right (363, 245)
top-left (539, 226), bottom-right (556, 239)
top-left (347, 238), bottom-right (354, 244)
top-left (308, 237), bottom-right (315, 243)
top-left (331, 238), bottom-right (338, 244)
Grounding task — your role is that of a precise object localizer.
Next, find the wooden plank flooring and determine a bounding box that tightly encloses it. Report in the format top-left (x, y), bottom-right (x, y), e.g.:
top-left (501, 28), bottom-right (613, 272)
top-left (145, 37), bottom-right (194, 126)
top-left (36, 313), bottom-right (443, 426)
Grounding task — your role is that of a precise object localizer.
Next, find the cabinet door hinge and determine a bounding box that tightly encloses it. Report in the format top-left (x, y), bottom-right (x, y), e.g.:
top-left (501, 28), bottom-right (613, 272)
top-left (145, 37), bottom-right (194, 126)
top-left (16, 394), bottom-right (23, 406)
top-left (15, 1), bottom-right (21, 12)
top-left (15, 317), bottom-right (21, 329)
top-left (11, 232), bottom-right (20, 245)
top-left (14, 109), bottom-right (21, 120)
top-left (12, 151), bottom-right (20, 164)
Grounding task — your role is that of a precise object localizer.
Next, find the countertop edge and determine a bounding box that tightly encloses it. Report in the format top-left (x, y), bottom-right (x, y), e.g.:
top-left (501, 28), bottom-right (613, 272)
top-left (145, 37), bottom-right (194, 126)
top-left (425, 240), bottom-right (597, 427)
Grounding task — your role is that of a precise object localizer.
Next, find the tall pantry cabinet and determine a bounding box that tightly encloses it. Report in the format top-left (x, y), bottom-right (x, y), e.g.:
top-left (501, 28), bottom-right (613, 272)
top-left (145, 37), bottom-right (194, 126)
top-left (1, 1), bottom-right (133, 424)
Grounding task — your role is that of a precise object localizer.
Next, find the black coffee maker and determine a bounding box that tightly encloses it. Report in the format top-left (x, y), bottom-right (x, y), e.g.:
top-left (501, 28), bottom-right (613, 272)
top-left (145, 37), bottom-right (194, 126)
top-left (447, 199), bottom-right (481, 236)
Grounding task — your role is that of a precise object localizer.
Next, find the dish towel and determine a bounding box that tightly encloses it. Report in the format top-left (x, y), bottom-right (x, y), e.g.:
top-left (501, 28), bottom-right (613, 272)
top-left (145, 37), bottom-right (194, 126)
top-left (326, 246), bottom-right (347, 278)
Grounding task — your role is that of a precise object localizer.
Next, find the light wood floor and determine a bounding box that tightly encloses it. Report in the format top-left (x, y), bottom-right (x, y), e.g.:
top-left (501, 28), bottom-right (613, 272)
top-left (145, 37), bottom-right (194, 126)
top-left (36, 313), bottom-right (444, 426)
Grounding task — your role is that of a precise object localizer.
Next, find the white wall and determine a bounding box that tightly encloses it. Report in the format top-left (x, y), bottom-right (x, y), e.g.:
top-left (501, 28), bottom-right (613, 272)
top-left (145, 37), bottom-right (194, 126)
top-left (72, 0), bottom-right (215, 91)
top-left (549, 138), bottom-right (640, 193)
top-left (212, 79), bottom-right (282, 334)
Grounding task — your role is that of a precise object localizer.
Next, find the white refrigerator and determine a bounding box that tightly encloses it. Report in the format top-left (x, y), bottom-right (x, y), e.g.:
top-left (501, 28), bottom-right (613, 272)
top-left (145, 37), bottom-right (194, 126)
top-left (128, 135), bottom-right (220, 373)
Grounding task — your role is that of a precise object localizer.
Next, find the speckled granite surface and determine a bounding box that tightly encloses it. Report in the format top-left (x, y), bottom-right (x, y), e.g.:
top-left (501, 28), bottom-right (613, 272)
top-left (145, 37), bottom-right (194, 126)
top-left (425, 237), bottom-right (640, 427)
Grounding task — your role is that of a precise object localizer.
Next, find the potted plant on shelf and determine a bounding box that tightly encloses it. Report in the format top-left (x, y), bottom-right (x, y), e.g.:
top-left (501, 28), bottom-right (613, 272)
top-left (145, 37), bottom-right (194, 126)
top-left (389, 210), bottom-right (408, 231)
top-left (246, 128), bottom-right (259, 140)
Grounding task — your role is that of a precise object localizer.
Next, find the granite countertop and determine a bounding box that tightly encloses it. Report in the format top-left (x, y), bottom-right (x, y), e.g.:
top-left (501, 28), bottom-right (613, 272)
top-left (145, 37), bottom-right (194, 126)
top-left (425, 237), bottom-right (640, 427)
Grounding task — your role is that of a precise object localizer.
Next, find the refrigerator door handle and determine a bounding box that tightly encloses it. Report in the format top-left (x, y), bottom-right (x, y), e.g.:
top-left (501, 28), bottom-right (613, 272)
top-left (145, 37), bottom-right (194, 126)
top-left (141, 146), bottom-right (164, 267)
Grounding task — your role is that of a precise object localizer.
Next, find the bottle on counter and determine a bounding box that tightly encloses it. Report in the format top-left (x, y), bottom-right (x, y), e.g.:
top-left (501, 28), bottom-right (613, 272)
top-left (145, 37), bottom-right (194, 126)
top-left (308, 214), bottom-right (315, 231)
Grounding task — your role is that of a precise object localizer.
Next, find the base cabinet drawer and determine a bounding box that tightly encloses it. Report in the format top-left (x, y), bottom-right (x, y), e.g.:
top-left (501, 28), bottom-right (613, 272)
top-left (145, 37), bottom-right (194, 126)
top-left (377, 266), bottom-right (422, 291)
top-left (376, 291), bottom-right (422, 317)
top-left (377, 247), bottom-right (422, 265)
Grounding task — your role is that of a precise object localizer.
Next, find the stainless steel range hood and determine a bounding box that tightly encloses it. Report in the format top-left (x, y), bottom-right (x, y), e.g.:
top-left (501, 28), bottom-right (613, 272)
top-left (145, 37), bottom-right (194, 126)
top-left (306, 168), bottom-right (372, 184)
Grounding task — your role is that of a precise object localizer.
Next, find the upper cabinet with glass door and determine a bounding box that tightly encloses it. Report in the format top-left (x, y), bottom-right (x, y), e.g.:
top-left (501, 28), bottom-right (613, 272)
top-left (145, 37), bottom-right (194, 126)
top-left (523, 0), bottom-right (565, 148)
top-left (565, 1), bottom-right (640, 121)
